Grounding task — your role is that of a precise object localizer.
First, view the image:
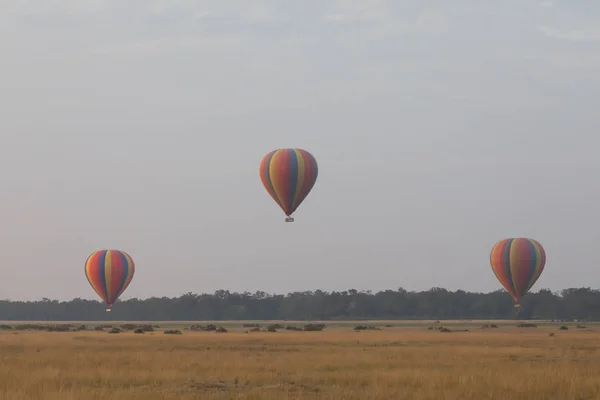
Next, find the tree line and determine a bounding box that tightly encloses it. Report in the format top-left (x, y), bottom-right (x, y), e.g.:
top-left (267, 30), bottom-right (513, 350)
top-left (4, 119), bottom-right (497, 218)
top-left (1, 287), bottom-right (600, 321)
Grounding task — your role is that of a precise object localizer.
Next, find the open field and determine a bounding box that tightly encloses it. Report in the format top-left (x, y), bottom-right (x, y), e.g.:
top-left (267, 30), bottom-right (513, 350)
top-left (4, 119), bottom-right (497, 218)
top-left (0, 319), bottom-right (585, 329)
top-left (0, 321), bottom-right (599, 399)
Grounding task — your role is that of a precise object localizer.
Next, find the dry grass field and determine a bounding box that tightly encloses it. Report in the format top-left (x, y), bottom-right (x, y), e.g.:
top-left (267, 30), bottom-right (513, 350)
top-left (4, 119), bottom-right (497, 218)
top-left (0, 321), bottom-right (599, 399)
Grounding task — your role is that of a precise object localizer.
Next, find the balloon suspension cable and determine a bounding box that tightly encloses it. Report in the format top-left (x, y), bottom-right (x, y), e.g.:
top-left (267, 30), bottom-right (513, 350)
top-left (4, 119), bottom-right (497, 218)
top-left (512, 303), bottom-right (522, 321)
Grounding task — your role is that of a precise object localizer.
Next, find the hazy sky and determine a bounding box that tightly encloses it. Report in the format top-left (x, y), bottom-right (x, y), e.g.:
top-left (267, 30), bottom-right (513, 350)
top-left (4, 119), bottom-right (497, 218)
top-left (0, 0), bottom-right (599, 301)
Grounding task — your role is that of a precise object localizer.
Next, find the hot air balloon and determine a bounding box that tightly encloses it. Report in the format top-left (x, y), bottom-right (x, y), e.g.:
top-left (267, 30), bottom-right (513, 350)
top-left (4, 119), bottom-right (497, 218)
top-left (85, 250), bottom-right (135, 312)
top-left (490, 238), bottom-right (546, 307)
top-left (259, 148), bottom-right (319, 222)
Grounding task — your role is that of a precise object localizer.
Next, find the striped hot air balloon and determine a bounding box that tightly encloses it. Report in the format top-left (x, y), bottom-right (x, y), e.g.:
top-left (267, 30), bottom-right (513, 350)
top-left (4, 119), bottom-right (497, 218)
top-left (490, 238), bottom-right (546, 307)
top-left (259, 148), bottom-right (319, 222)
top-left (85, 250), bottom-right (135, 312)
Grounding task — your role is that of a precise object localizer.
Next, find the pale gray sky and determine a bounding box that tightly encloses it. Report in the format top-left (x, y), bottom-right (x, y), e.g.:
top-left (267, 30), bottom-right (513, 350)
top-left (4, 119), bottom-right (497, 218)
top-left (0, 0), bottom-right (599, 301)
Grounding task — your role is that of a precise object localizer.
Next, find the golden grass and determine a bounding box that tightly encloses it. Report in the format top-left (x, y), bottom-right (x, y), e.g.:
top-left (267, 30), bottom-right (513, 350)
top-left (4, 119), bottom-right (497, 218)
top-left (0, 324), bottom-right (599, 399)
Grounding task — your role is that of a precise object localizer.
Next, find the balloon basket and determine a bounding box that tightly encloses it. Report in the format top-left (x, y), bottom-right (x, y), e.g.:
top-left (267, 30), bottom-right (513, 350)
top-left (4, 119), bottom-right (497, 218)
top-left (285, 217), bottom-right (295, 223)
top-left (106, 308), bottom-right (112, 312)
top-left (514, 304), bottom-right (520, 308)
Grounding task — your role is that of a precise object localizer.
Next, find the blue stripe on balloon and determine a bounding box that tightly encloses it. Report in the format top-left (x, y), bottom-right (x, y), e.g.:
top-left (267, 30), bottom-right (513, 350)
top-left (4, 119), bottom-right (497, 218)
top-left (288, 149), bottom-right (298, 212)
top-left (525, 239), bottom-right (538, 290)
top-left (264, 151), bottom-right (276, 196)
top-left (502, 239), bottom-right (516, 294)
top-left (115, 251), bottom-right (130, 301)
top-left (97, 250), bottom-right (108, 302)
top-left (310, 152), bottom-right (319, 185)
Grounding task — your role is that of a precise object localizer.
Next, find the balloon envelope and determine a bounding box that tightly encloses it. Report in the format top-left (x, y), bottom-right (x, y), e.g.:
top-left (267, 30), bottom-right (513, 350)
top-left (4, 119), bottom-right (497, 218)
top-left (490, 238), bottom-right (546, 305)
top-left (259, 148), bottom-right (318, 217)
top-left (85, 250), bottom-right (135, 308)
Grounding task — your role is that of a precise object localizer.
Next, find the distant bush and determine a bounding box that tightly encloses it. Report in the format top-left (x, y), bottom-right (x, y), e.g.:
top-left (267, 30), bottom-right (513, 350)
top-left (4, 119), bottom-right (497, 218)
top-left (266, 324), bottom-right (282, 331)
top-left (436, 326), bottom-right (469, 333)
top-left (108, 328), bottom-right (121, 334)
top-left (216, 327), bottom-right (228, 333)
top-left (354, 325), bottom-right (381, 331)
top-left (429, 321), bottom-right (443, 330)
top-left (47, 324), bottom-right (74, 332)
top-left (285, 325), bottom-right (303, 331)
top-left (190, 324), bottom-right (216, 332)
top-left (481, 324), bottom-right (499, 329)
top-left (243, 323), bottom-right (260, 328)
top-left (164, 330), bottom-right (182, 335)
top-left (119, 324), bottom-right (154, 332)
top-left (134, 329), bottom-right (145, 334)
top-left (140, 325), bottom-right (154, 332)
top-left (14, 324), bottom-right (42, 331)
top-left (559, 325), bottom-right (568, 330)
top-left (10, 324), bottom-right (76, 332)
top-left (517, 323), bottom-right (537, 328)
top-left (304, 324), bottom-right (325, 332)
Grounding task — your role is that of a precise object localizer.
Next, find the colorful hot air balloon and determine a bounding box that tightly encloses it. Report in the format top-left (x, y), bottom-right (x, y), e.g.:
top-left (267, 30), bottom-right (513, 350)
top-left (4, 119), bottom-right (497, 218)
top-left (85, 250), bottom-right (135, 312)
top-left (259, 148), bottom-right (319, 222)
top-left (490, 238), bottom-right (546, 307)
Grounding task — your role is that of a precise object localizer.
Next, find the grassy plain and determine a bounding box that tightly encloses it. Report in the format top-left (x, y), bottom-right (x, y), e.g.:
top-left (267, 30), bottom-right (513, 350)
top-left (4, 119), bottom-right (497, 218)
top-left (0, 321), bottom-right (599, 399)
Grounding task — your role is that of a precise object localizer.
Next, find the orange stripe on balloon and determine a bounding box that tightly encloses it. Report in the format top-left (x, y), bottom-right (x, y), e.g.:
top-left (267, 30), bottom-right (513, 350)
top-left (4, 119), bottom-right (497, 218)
top-left (260, 151), bottom-right (280, 207)
top-left (108, 250), bottom-right (125, 305)
top-left (271, 150), bottom-right (292, 215)
top-left (267, 150), bottom-right (286, 211)
top-left (117, 252), bottom-right (135, 299)
top-left (526, 239), bottom-right (545, 292)
top-left (86, 251), bottom-right (108, 304)
top-left (292, 149), bottom-right (317, 213)
top-left (512, 239), bottom-right (531, 298)
top-left (490, 239), bottom-right (516, 298)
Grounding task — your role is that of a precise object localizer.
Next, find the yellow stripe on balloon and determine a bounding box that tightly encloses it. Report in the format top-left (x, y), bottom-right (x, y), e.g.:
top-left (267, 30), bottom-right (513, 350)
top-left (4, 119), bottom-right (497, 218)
top-left (509, 241), bottom-right (523, 297)
top-left (118, 252), bottom-right (135, 298)
top-left (105, 251), bottom-right (113, 302)
top-left (85, 257), bottom-right (102, 301)
top-left (124, 253), bottom-right (134, 283)
top-left (85, 259), bottom-right (91, 283)
top-left (527, 241), bottom-right (543, 291)
top-left (268, 150), bottom-right (286, 210)
top-left (292, 149), bottom-right (305, 210)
